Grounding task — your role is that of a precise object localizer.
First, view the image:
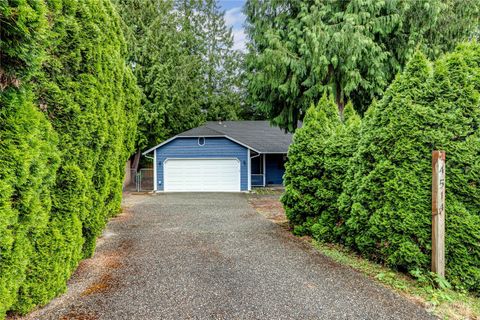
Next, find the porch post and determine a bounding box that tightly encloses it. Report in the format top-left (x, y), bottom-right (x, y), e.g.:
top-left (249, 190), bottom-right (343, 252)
top-left (247, 149), bottom-right (251, 191)
top-left (153, 149), bottom-right (157, 192)
top-left (263, 154), bottom-right (266, 187)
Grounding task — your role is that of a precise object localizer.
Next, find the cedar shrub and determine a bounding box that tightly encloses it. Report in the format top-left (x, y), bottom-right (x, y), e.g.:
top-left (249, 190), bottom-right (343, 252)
top-left (0, 89), bottom-right (59, 317)
top-left (0, 0), bottom-right (140, 316)
top-left (339, 44), bottom-right (480, 292)
top-left (284, 43), bottom-right (480, 294)
top-left (282, 94), bottom-right (361, 239)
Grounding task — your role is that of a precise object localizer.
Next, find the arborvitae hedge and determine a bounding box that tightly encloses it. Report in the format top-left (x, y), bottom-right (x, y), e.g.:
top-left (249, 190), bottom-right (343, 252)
top-left (283, 43), bottom-right (479, 294)
top-left (338, 52), bottom-right (436, 270)
top-left (282, 95), bottom-right (361, 241)
top-left (0, 0), bottom-right (47, 85)
top-left (0, 0), bottom-right (140, 316)
top-left (0, 89), bottom-right (59, 317)
top-left (339, 44), bottom-right (480, 292)
top-left (282, 95), bottom-right (339, 229)
top-left (1, 1), bottom-right (58, 316)
top-left (310, 103), bottom-right (361, 242)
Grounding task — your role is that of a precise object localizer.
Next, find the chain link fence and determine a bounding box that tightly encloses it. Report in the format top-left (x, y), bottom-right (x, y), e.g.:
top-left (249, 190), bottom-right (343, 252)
top-left (125, 168), bottom-right (154, 192)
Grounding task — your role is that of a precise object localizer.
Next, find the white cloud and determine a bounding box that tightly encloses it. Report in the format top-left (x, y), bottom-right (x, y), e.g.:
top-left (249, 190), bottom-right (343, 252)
top-left (224, 7), bottom-right (247, 52)
top-left (224, 7), bottom-right (245, 28)
top-left (232, 28), bottom-right (246, 51)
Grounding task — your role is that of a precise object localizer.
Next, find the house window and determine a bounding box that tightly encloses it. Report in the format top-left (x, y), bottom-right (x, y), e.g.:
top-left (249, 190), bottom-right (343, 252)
top-left (198, 137), bottom-right (205, 146)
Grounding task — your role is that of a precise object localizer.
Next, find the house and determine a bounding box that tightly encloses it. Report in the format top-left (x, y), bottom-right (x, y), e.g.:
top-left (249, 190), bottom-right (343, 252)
top-left (142, 121), bottom-right (293, 192)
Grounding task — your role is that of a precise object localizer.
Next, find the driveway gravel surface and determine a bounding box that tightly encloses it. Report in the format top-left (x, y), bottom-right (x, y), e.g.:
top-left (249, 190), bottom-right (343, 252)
top-left (23, 193), bottom-right (436, 320)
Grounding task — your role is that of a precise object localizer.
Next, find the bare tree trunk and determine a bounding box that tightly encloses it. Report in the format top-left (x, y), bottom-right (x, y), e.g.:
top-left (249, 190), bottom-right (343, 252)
top-left (335, 83), bottom-right (345, 115)
top-left (132, 149), bottom-right (141, 173)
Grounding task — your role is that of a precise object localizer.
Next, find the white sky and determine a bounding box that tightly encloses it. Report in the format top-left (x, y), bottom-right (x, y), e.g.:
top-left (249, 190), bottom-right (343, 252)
top-left (220, 0), bottom-right (246, 51)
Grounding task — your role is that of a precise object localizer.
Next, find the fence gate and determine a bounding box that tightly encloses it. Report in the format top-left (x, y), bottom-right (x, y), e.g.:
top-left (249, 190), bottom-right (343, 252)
top-left (128, 168), bottom-right (153, 192)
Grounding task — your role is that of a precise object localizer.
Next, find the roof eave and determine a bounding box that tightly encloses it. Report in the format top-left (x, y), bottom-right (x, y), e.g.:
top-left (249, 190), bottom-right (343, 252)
top-left (142, 135), bottom-right (263, 155)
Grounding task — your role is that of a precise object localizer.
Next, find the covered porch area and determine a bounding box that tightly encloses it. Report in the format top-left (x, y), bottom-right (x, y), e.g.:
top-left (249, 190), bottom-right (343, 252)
top-left (250, 153), bottom-right (287, 187)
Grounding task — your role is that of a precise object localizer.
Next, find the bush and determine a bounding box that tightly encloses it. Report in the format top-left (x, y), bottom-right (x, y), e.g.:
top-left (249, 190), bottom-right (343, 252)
top-left (282, 94), bottom-right (361, 242)
top-left (0, 0), bottom-right (140, 316)
top-left (0, 89), bottom-right (59, 317)
top-left (339, 43), bottom-right (480, 292)
top-left (283, 43), bottom-right (480, 294)
top-left (0, 0), bottom-right (47, 84)
top-left (0, 1), bottom-right (58, 316)
top-left (310, 104), bottom-right (361, 242)
top-left (282, 95), bottom-right (338, 229)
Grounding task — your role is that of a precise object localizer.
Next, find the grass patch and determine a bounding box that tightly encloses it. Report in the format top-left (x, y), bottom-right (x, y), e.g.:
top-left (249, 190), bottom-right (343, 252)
top-left (250, 187), bottom-right (284, 196)
top-left (312, 241), bottom-right (480, 320)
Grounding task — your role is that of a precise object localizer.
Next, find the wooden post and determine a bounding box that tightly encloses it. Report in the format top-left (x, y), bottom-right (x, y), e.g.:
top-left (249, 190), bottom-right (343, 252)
top-left (432, 150), bottom-right (446, 277)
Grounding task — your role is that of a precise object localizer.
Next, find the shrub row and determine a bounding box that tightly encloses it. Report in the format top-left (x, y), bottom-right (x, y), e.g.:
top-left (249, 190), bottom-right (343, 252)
top-left (0, 0), bottom-right (140, 317)
top-left (283, 42), bottom-right (480, 293)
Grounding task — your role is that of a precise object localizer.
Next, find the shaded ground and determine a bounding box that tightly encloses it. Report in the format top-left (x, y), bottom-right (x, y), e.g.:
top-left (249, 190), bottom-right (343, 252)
top-left (248, 189), bottom-right (287, 224)
top-left (21, 193), bottom-right (436, 320)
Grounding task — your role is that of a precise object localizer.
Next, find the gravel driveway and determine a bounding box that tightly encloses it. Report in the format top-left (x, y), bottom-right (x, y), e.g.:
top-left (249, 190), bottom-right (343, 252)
top-left (24, 193), bottom-right (435, 320)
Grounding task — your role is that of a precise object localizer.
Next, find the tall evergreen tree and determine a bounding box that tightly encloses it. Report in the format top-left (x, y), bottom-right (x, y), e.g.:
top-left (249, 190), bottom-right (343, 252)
top-left (179, 0), bottom-right (244, 121)
top-left (114, 0), bottom-right (205, 150)
top-left (245, 0), bottom-right (480, 131)
top-left (282, 94), bottom-right (361, 240)
top-left (114, 0), bottom-right (245, 151)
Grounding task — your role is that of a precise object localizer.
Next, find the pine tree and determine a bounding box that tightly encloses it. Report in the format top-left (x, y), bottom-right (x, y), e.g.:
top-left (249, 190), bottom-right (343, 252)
top-left (245, 0), bottom-right (480, 131)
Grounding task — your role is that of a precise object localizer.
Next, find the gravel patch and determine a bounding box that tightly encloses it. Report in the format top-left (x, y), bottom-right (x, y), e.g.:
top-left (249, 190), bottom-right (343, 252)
top-left (21, 193), bottom-right (436, 320)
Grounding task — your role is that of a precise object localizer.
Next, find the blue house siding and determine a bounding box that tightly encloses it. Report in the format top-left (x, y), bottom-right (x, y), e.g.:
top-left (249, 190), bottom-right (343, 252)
top-left (265, 154), bottom-right (285, 185)
top-left (155, 137), bottom-right (249, 191)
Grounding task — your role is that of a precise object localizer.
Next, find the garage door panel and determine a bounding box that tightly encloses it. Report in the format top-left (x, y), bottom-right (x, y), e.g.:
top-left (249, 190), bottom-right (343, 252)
top-left (164, 159), bottom-right (241, 192)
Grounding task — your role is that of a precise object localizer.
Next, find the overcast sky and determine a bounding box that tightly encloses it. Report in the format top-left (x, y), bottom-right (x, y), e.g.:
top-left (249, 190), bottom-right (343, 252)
top-left (219, 0), bottom-right (246, 51)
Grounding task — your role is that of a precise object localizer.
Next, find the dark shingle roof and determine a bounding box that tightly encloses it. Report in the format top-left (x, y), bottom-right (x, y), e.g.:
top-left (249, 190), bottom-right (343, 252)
top-left (177, 121), bottom-right (292, 153)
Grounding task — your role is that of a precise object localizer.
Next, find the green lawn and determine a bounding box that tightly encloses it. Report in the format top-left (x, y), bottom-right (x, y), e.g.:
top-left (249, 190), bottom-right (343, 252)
top-left (312, 241), bottom-right (480, 320)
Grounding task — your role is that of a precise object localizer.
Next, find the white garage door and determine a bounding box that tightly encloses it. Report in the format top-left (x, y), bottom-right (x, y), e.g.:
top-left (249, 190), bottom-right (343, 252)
top-left (164, 158), bottom-right (241, 192)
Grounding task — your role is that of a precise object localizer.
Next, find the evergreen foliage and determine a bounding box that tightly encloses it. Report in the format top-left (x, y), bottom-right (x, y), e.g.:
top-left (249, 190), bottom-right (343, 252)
top-left (282, 94), bottom-right (360, 240)
top-left (114, 0), bottom-right (204, 149)
top-left (0, 0), bottom-right (47, 85)
top-left (0, 0), bottom-right (140, 316)
top-left (114, 0), bottom-right (245, 150)
top-left (180, 0), bottom-right (244, 122)
top-left (0, 89), bottom-right (59, 317)
top-left (283, 43), bottom-right (480, 294)
top-left (310, 102), bottom-right (361, 242)
top-left (1, 2), bottom-right (58, 315)
top-left (339, 44), bottom-right (480, 293)
top-left (245, 0), bottom-right (480, 131)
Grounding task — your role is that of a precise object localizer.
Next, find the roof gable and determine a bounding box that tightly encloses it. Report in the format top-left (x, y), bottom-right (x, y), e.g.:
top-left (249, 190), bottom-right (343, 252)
top-left (179, 121), bottom-right (293, 153)
top-left (143, 121), bottom-right (293, 154)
